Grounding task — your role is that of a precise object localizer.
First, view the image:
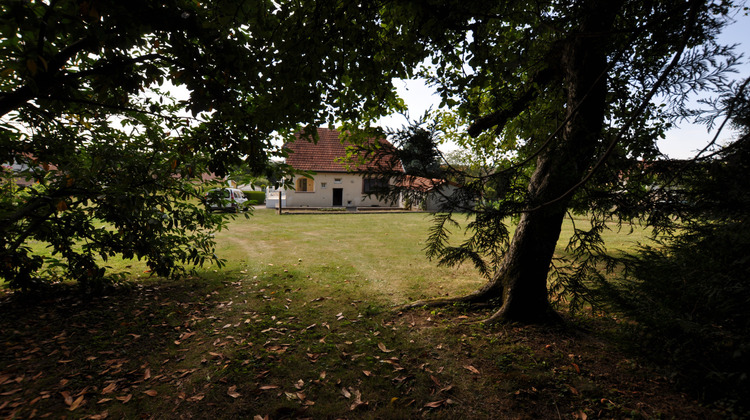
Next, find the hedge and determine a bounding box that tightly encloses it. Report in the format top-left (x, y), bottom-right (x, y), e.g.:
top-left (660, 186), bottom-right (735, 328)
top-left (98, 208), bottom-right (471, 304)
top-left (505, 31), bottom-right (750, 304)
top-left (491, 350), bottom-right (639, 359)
top-left (242, 190), bottom-right (266, 204)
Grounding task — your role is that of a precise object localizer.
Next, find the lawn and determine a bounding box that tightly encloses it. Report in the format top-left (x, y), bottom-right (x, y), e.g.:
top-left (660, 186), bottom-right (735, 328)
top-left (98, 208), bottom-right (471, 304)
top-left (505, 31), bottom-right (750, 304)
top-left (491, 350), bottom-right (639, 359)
top-left (1, 209), bottom-right (718, 419)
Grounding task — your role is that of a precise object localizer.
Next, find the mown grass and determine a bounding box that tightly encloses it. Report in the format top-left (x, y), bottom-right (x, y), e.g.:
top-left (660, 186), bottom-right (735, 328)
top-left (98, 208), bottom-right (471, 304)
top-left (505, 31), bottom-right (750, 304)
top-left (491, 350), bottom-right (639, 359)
top-left (3, 209), bottom-right (717, 420)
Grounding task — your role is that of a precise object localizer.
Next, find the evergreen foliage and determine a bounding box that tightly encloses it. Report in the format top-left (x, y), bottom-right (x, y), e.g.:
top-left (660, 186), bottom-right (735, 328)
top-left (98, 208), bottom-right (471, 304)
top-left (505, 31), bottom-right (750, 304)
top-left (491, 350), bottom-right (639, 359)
top-left (601, 79), bottom-right (750, 411)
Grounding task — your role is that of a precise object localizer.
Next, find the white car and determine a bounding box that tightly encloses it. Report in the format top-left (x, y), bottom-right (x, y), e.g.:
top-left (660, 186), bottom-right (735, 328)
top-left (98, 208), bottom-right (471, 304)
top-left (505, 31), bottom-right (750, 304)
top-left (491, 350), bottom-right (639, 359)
top-left (205, 188), bottom-right (248, 212)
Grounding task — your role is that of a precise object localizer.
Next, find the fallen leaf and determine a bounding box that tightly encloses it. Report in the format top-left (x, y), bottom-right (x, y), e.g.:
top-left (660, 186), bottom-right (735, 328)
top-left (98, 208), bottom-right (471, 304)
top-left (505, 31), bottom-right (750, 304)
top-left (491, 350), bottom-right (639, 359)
top-left (101, 383), bottom-right (117, 395)
top-left (116, 394), bottom-right (132, 403)
top-left (424, 400), bottom-right (445, 408)
top-left (143, 390), bottom-right (158, 397)
top-left (89, 410), bottom-right (109, 419)
top-left (187, 393), bottom-right (205, 402)
top-left (0, 389), bottom-right (22, 396)
top-left (363, 370), bottom-right (372, 377)
top-left (258, 385), bottom-right (279, 390)
top-left (377, 342), bottom-right (394, 353)
top-left (60, 391), bottom-right (73, 406)
top-left (143, 368), bottom-right (151, 380)
top-left (68, 395), bottom-right (85, 411)
top-left (349, 388), bottom-right (365, 411)
top-left (341, 387), bottom-right (352, 399)
top-left (227, 385), bottom-right (241, 398)
top-left (463, 365), bottom-right (481, 374)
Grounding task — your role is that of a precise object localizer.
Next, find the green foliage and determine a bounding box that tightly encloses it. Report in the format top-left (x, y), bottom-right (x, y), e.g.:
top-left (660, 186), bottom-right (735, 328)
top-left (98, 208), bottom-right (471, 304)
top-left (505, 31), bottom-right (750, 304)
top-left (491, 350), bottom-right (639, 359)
top-left (1, 0), bottom-right (417, 291)
top-left (373, 0), bottom-right (742, 317)
top-left (243, 191), bottom-right (266, 204)
top-left (599, 82), bottom-right (750, 411)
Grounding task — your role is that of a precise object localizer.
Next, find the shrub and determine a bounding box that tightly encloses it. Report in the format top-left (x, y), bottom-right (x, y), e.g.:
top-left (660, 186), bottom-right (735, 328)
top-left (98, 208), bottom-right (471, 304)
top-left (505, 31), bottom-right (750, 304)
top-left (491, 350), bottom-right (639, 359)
top-left (243, 190), bottom-right (265, 204)
top-left (602, 133), bottom-right (750, 414)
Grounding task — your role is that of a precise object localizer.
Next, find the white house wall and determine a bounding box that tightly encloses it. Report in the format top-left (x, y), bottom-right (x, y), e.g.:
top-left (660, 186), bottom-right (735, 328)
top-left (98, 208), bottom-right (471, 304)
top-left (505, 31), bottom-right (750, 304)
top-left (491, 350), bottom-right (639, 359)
top-left (285, 173), bottom-right (400, 208)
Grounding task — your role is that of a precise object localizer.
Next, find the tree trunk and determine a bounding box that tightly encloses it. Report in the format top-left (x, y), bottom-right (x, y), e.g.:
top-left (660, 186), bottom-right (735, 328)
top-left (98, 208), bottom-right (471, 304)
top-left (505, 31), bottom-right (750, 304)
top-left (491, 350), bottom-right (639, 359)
top-left (480, 1), bottom-right (619, 324)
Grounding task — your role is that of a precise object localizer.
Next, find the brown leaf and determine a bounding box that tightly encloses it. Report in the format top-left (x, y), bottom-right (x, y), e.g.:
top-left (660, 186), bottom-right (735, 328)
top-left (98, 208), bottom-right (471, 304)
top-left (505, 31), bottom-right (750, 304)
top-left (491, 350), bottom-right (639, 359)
top-left (258, 385), bottom-right (279, 390)
top-left (463, 365), bottom-right (480, 374)
top-left (143, 368), bottom-right (151, 381)
top-left (340, 387), bottom-right (352, 399)
top-left (0, 389), bottom-right (22, 396)
top-left (227, 385), bottom-right (241, 399)
top-left (187, 393), bottom-right (205, 402)
top-left (60, 391), bottom-right (73, 406)
top-left (349, 389), bottom-right (365, 411)
top-left (101, 383), bottom-right (117, 395)
top-left (424, 400), bottom-right (445, 408)
top-left (89, 411), bottom-right (109, 420)
top-left (143, 390), bottom-right (158, 397)
top-left (116, 394), bottom-right (132, 403)
top-left (362, 370), bottom-right (372, 377)
top-left (68, 395), bottom-right (85, 411)
top-left (377, 342), bottom-right (393, 353)
top-left (438, 385), bottom-right (454, 394)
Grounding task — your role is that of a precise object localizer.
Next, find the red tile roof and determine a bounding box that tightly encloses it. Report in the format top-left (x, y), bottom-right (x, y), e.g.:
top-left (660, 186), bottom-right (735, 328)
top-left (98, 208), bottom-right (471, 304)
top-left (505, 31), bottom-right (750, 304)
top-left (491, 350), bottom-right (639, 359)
top-left (284, 128), bottom-right (403, 173)
top-left (397, 175), bottom-right (447, 192)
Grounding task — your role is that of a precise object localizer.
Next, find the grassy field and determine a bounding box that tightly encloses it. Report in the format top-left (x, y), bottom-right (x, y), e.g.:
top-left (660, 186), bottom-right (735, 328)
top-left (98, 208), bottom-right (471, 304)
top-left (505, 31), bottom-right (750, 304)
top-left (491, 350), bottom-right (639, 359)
top-left (2, 209), bottom-right (719, 419)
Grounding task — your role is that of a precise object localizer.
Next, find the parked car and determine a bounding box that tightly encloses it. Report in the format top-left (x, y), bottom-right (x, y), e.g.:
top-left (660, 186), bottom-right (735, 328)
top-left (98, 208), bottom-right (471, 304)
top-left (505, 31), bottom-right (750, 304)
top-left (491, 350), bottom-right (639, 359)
top-left (205, 188), bottom-right (248, 212)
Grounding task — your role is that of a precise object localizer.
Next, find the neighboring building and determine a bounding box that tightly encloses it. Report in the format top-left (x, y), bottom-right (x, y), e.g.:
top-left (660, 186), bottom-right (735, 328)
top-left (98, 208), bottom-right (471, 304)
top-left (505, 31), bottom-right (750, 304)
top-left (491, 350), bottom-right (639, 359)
top-left (268, 128), bottom-right (403, 209)
top-left (398, 175), bottom-right (463, 211)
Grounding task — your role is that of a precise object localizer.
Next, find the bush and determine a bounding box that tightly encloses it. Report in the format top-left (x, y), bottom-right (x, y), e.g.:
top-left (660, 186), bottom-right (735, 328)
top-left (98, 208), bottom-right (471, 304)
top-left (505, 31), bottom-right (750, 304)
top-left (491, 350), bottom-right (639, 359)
top-left (602, 134), bottom-right (750, 415)
top-left (607, 222), bottom-right (750, 415)
top-left (243, 190), bottom-right (265, 204)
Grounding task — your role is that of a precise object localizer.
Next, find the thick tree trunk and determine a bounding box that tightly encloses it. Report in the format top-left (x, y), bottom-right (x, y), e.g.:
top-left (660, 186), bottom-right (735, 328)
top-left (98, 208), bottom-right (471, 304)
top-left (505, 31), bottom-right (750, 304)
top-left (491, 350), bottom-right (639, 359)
top-left (481, 2), bottom-right (619, 324)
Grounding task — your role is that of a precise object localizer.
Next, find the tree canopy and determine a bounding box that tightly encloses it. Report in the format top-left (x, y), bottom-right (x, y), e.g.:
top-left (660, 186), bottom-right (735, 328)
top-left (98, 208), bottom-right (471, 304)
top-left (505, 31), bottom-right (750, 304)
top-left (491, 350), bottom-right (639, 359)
top-left (0, 0), bottom-right (416, 290)
top-left (358, 0), bottom-right (744, 322)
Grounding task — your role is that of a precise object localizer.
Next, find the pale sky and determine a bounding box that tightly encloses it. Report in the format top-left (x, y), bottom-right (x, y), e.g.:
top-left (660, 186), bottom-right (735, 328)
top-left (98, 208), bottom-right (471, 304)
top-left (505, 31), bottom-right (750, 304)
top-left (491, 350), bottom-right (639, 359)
top-left (378, 9), bottom-right (750, 159)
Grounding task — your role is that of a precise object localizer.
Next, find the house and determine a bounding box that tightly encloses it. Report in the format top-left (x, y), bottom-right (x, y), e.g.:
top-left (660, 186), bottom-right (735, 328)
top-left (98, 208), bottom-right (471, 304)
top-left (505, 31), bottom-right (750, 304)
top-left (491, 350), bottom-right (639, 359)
top-left (267, 128), bottom-right (403, 209)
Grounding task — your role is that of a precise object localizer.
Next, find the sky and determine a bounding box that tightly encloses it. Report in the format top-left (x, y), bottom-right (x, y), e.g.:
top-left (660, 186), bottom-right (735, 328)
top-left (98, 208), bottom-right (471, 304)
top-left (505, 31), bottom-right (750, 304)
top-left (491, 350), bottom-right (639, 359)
top-left (378, 8), bottom-right (750, 159)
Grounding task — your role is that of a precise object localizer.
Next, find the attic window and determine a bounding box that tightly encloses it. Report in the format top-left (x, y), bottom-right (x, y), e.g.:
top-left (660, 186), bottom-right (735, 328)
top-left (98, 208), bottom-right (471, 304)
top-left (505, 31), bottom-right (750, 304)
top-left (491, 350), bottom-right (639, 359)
top-left (296, 176), bottom-right (314, 192)
top-left (334, 178), bottom-right (342, 184)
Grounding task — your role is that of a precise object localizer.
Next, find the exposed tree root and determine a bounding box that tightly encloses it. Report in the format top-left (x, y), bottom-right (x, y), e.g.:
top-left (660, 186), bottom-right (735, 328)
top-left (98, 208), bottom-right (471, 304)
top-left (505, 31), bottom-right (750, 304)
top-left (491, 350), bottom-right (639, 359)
top-left (396, 282), bottom-right (564, 326)
top-left (396, 282), bottom-right (503, 312)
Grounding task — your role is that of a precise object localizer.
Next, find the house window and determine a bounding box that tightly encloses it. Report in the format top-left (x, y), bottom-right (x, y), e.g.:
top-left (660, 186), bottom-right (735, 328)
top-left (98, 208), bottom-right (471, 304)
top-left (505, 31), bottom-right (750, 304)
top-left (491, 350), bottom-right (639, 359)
top-left (296, 176), bottom-right (314, 192)
top-left (362, 178), bottom-right (388, 194)
top-left (321, 182), bottom-right (327, 188)
top-left (334, 178), bottom-right (342, 184)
